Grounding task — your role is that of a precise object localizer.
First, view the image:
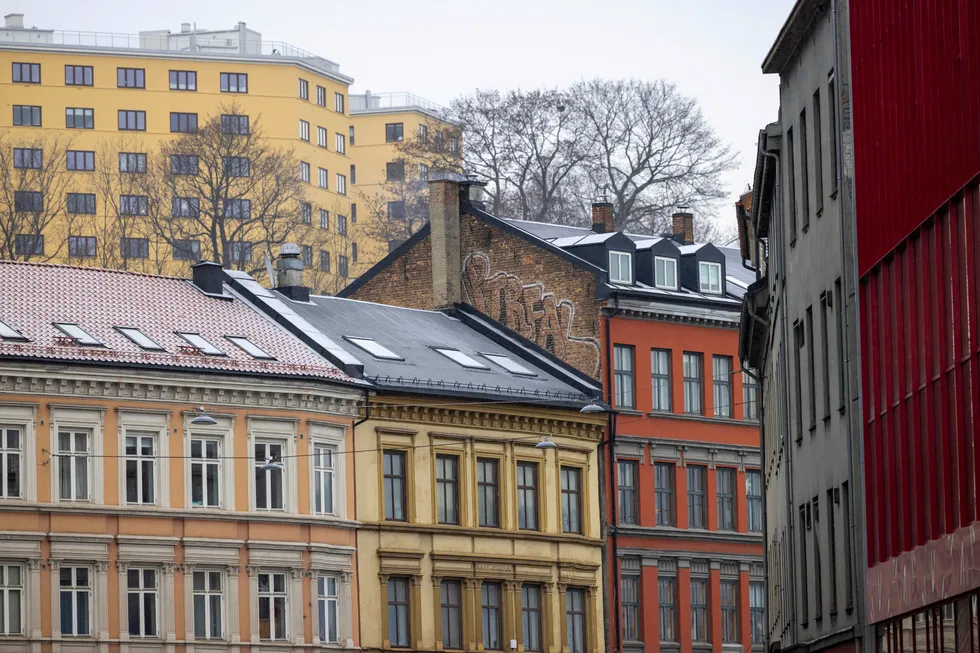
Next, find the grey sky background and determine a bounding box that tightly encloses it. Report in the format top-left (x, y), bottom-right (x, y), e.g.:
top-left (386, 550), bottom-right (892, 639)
top-left (10, 0), bottom-right (795, 232)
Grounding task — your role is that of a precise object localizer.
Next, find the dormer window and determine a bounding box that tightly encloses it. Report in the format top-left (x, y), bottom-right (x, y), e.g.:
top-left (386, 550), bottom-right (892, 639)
top-left (699, 262), bottom-right (722, 294)
top-left (608, 251), bottom-right (633, 284)
top-left (654, 256), bottom-right (678, 290)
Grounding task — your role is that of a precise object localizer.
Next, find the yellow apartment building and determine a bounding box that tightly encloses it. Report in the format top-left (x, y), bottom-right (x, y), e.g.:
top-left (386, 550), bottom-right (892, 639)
top-left (349, 92), bottom-right (461, 260)
top-left (0, 14), bottom-right (454, 292)
top-left (0, 259), bottom-right (366, 652)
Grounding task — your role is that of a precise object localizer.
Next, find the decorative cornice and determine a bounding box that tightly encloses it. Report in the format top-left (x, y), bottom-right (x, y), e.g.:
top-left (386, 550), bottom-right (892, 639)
top-left (370, 403), bottom-right (603, 443)
top-left (360, 520), bottom-right (603, 546)
top-left (616, 524), bottom-right (764, 545)
top-left (0, 368), bottom-right (360, 417)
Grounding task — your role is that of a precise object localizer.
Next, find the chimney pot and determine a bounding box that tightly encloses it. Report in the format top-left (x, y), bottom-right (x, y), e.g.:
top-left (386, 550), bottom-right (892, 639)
top-left (191, 261), bottom-right (225, 295)
top-left (276, 243), bottom-right (310, 301)
top-left (672, 209), bottom-right (695, 245)
top-left (5, 13), bottom-right (25, 29)
top-left (591, 201), bottom-right (615, 234)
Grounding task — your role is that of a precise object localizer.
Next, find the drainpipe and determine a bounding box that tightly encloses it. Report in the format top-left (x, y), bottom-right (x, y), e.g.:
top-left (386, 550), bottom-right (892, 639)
top-left (603, 295), bottom-right (623, 653)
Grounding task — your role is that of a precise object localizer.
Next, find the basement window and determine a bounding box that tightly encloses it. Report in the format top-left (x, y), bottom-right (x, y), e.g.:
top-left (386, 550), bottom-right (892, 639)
top-left (0, 319), bottom-right (28, 341)
top-left (116, 327), bottom-right (164, 351)
top-left (226, 336), bottom-right (275, 360)
top-left (481, 353), bottom-right (536, 377)
top-left (434, 348), bottom-right (489, 370)
top-left (54, 323), bottom-right (103, 346)
top-left (176, 332), bottom-right (225, 356)
top-left (345, 337), bottom-right (403, 361)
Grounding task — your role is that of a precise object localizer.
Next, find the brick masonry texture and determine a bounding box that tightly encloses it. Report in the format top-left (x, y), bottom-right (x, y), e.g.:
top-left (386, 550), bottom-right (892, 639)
top-left (348, 212), bottom-right (603, 378)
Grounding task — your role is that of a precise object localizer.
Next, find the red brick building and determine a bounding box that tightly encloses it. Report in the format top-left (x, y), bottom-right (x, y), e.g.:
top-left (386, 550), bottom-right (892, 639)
top-left (340, 174), bottom-right (765, 653)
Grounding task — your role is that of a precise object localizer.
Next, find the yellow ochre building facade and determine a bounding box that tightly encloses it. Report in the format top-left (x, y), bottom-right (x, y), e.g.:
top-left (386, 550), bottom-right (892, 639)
top-left (0, 14), bottom-right (456, 291)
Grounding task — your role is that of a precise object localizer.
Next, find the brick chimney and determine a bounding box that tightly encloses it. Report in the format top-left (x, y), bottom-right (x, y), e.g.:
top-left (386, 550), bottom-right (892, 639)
top-left (672, 208), bottom-right (695, 245)
top-left (591, 201), bottom-right (615, 234)
top-left (429, 173), bottom-right (464, 308)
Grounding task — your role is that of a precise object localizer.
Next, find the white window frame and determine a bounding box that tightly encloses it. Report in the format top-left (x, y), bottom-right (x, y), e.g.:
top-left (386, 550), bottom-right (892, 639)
top-left (0, 405), bottom-right (35, 502)
top-left (300, 161), bottom-right (310, 183)
top-left (123, 432), bottom-right (157, 506)
top-left (299, 119), bottom-right (309, 142)
top-left (313, 444), bottom-right (336, 516)
top-left (253, 440), bottom-right (285, 512)
top-left (190, 437), bottom-right (222, 509)
top-left (59, 565), bottom-right (93, 636)
top-left (319, 167), bottom-right (328, 189)
top-left (0, 562), bottom-right (24, 635)
top-left (336, 174), bottom-right (347, 195)
top-left (654, 256), bottom-right (678, 290)
top-left (608, 251), bottom-right (633, 284)
top-left (0, 424), bottom-right (23, 500)
top-left (184, 415), bottom-right (235, 511)
top-left (248, 419), bottom-right (297, 514)
top-left (56, 429), bottom-right (93, 503)
top-left (317, 574), bottom-right (339, 643)
top-left (116, 411), bottom-right (170, 509)
top-left (699, 261), bottom-right (723, 294)
top-left (317, 126), bottom-right (327, 148)
top-left (257, 571), bottom-right (289, 641)
top-left (335, 133), bottom-right (346, 154)
top-left (309, 423), bottom-right (346, 519)
top-left (191, 568), bottom-right (225, 640)
top-left (334, 92), bottom-right (344, 113)
top-left (126, 567), bottom-right (159, 638)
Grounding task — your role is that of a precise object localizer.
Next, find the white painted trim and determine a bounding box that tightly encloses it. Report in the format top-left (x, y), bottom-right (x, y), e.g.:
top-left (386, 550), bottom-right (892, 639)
top-left (118, 410), bottom-right (170, 509)
top-left (654, 256), bottom-right (680, 290)
top-left (308, 422), bottom-right (346, 520)
top-left (0, 403), bottom-right (37, 502)
top-left (247, 419), bottom-right (297, 515)
top-left (183, 415), bottom-right (236, 512)
top-left (49, 407), bottom-right (104, 505)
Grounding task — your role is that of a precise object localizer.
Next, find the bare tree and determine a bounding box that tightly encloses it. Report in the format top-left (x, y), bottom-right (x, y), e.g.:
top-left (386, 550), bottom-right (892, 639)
top-left (573, 79), bottom-right (736, 233)
top-left (0, 131), bottom-right (74, 261)
top-left (358, 163), bottom-right (430, 252)
top-left (147, 105), bottom-right (306, 272)
top-left (299, 198), bottom-right (361, 295)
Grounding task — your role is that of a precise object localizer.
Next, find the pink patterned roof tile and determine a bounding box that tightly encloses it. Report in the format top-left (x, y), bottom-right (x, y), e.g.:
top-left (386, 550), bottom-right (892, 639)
top-left (0, 261), bottom-right (356, 383)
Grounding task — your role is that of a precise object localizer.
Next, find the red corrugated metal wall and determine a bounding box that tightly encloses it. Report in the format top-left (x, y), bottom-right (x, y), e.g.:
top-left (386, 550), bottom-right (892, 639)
top-left (851, 0), bottom-right (980, 566)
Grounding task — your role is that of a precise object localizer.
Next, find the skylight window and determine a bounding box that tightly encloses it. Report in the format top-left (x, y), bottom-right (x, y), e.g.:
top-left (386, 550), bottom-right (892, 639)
top-left (226, 336), bottom-right (275, 360)
top-left (54, 323), bottom-right (103, 346)
top-left (434, 347), bottom-right (489, 369)
top-left (116, 327), bottom-right (164, 351)
top-left (344, 336), bottom-right (403, 360)
top-left (481, 353), bottom-right (537, 376)
top-left (0, 320), bottom-right (27, 341)
top-left (176, 332), bottom-right (225, 356)
top-left (608, 251), bottom-right (633, 284)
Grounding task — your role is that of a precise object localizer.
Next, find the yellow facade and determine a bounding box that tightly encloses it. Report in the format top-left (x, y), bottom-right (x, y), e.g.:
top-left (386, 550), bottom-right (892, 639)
top-left (354, 395), bottom-right (605, 653)
top-left (0, 44), bottom-right (376, 291)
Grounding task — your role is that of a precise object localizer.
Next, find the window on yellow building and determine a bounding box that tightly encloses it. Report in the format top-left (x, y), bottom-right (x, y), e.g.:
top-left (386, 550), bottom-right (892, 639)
top-left (386, 122), bottom-right (404, 143)
top-left (383, 450), bottom-right (407, 521)
top-left (0, 428), bottom-right (22, 500)
top-left (482, 583), bottom-right (503, 650)
top-left (117, 67), bottom-right (144, 89)
top-left (298, 78), bottom-right (309, 100)
top-left (254, 441), bottom-right (284, 510)
top-left (119, 110), bottom-right (146, 132)
top-left (335, 92), bottom-right (345, 114)
top-left (335, 133), bottom-right (346, 154)
top-left (338, 255), bottom-right (349, 278)
top-left (12, 62), bottom-right (40, 84)
top-left (169, 70), bottom-right (196, 91)
top-left (477, 458), bottom-right (499, 527)
top-left (221, 114), bottom-right (249, 135)
top-left (219, 72), bottom-right (247, 93)
top-left (349, 125), bottom-right (355, 145)
top-left (336, 174), bottom-right (347, 195)
top-left (299, 161), bottom-right (310, 183)
top-left (125, 434), bottom-right (156, 505)
top-left (58, 430), bottom-right (91, 501)
top-left (516, 461), bottom-right (538, 530)
top-left (440, 580), bottom-right (463, 649)
top-left (170, 112), bottom-right (197, 134)
top-left (561, 466), bottom-right (583, 534)
top-left (190, 438), bottom-right (221, 508)
top-left (565, 588), bottom-right (587, 653)
top-left (435, 454), bottom-right (459, 525)
top-left (521, 585), bottom-right (542, 651)
top-left (299, 120), bottom-right (310, 142)
top-left (387, 577), bottom-right (411, 647)
top-left (316, 85), bottom-right (326, 107)
top-left (317, 126), bottom-right (327, 148)
top-left (65, 65), bottom-right (93, 86)
top-left (119, 152), bottom-right (147, 173)
top-left (13, 105), bottom-right (41, 127)
top-left (386, 161), bottom-right (405, 182)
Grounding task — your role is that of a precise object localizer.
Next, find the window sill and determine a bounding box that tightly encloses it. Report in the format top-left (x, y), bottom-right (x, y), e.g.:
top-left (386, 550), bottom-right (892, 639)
top-left (617, 408), bottom-right (643, 416)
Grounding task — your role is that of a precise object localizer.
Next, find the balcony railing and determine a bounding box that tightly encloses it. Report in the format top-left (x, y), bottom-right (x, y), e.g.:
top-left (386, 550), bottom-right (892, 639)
top-left (0, 28), bottom-right (341, 75)
top-left (350, 92), bottom-right (447, 115)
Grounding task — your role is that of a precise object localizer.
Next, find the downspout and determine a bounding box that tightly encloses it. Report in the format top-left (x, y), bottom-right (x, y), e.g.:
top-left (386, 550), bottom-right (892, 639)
top-left (351, 386), bottom-right (370, 575)
top-left (604, 294), bottom-right (623, 653)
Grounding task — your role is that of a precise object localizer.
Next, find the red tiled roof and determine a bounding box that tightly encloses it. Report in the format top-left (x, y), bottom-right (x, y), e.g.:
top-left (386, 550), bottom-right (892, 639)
top-left (0, 261), bottom-right (356, 383)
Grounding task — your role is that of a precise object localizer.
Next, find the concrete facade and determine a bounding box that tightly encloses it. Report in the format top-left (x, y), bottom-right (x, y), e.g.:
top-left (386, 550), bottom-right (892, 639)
top-left (740, 1), bottom-right (867, 652)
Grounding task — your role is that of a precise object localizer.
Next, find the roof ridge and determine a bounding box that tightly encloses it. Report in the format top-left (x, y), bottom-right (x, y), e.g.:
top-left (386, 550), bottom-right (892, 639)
top-left (0, 259), bottom-right (187, 281)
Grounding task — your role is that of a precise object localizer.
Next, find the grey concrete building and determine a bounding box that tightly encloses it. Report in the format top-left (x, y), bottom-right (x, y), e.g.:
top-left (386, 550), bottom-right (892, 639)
top-left (737, 1), bottom-right (868, 653)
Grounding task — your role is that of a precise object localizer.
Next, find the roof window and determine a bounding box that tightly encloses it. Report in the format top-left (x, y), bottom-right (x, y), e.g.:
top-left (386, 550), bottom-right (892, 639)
top-left (0, 320), bottom-right (28, 341)
top-left (116, 327), bottom-right (165, 351)
top-left (434, 347), bottom-right (489, 369)
top-left (654, 256), bottom-right (678, 290)
top-left (226, 335), bottom-right (275, 360)
top-left (54, 323), bottom-right (103, 346)
top-left (699, 261), bottom-right (723, 294)
top-left (481, 353), bottom-right (537, 376)
top-left (608, 251), bottom-right (633, 284)
top-left (344, 336), bottom-right (403, 360)
top-left (176, 332), bottom-right (225, 356)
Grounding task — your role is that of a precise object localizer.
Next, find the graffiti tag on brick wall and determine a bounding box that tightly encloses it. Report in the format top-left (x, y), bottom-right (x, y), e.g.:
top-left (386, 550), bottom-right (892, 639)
top-left (462, 251), bottom-right (601, 377)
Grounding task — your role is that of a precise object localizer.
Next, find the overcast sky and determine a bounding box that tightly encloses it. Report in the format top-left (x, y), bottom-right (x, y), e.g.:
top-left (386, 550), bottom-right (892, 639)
top-left (13, 0), bottom-right (794, 230)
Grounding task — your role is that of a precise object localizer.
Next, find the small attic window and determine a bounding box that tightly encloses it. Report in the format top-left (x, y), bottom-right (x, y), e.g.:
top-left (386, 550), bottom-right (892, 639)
top-left (54, 323), bottom-right (103, 346)
top-left (116, 327), bottom-right (164, 351)
top-left (226, 336), bottom-right (275, 360)
top-left (481, 353), bottom-right (536, 377)
top-left (699, 261), bottom-right (723, 294)
top-left (0, 320), bottom-right (28, 342)
top-left (345, 336), bottom-right (403, 361)
top-left (654, 256), bottom-right (678, 290)
top-left (608, 251), bottom-right (633, 284)
top-left (176, 332), bottom-right (225, 356)
top-left (434, 347), bottom-right (489, 370)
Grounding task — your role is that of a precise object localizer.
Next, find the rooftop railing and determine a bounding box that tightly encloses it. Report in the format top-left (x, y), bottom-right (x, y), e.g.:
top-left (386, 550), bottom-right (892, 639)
top-left (350, 92), bottom-right (447, 115)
